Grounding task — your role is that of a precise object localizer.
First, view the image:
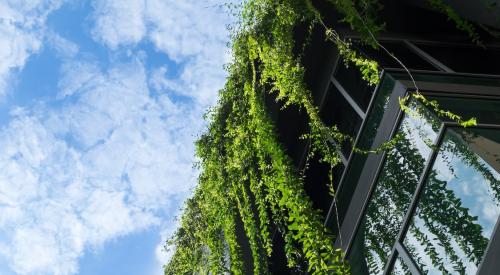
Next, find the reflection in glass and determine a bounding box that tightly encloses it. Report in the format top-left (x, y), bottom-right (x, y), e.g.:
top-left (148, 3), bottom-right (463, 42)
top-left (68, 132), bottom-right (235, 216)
top-left (349, 101), bottom-right (439, 275)
top-left (403, 127), bottom-right (500, 274)
top-left (391, 257), bottom-right (411, 275)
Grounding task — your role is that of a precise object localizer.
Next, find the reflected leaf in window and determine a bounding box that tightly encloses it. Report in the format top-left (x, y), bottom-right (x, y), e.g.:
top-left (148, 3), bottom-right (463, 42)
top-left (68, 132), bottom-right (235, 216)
top-left (403, 127), bottom-right (500, 274)
top-left (349, 100), bottom-right (439, 275)
top-left (391, 256), bottom-right (412, 275)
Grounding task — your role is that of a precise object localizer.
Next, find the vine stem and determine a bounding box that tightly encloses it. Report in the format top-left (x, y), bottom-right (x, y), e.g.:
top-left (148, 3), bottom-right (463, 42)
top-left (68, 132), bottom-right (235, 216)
top-left (353, 4), bottom-right (420, 93)
top-left (329, 165), bottom-right (344, 251)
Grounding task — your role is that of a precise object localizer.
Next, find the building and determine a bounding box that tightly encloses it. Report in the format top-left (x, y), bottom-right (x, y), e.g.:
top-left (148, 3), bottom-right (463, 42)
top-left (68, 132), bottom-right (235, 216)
top-left (164, 1), bottom-right (500, 274)
top-left (266, 0), bottom-right (500, 274)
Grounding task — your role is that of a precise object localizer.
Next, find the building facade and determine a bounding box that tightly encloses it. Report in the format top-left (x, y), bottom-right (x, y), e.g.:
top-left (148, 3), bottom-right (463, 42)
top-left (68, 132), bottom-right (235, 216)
top-left (266, 1), bottom-right (500, 274)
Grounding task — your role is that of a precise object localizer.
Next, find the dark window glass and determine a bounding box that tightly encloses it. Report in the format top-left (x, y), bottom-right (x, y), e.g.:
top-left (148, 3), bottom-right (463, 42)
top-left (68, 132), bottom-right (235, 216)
top-left (403, 127), bottom-right (500, 274)
top-left (429, 96), bottom-right (500, 126)
top-left (320, 83), bottom-right (363, 156)
top-left (303, 155), bottom-right (345, 215)
top-left (349, 100), bottom-right (440, 275)
top-left (334, 62), bottom-right (374, 112)
top-left (354, 41), bottom-right (437, 71)
top-left (335, 75), bottom-right (398, 226)
top-left (415, 44), bottom-right (500, 75)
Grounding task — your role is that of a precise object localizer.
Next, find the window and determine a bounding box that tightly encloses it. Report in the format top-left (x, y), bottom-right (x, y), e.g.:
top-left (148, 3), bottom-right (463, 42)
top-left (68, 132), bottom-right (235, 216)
top-left (349, 99), bottom-right (440, 275)
top-left (333, 71), bottom-right (500, 275)
top-left (403, 126), bottom-right (500, 274)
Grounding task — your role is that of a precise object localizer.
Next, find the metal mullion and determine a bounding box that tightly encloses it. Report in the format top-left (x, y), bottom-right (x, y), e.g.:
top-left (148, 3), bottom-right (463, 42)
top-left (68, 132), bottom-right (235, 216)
top-left (324, 69), bottom-right (385, 230)
top-left (297, 55), bottom-right (341, 171)
top-left (380, 124), bottom-right (447, 274)
top-left (395, 123), bottom-right (446, 243)
top-left (395, 242), bottom-right (422, 275)
top-left (383, 249), bottom-right (398, 275)
top-left (443, 122), bottom-right (500, 129)
top-left (381, 242), bottom-right (422, 275)
top-left (331, 77), bottom-right (367, 120)
top-left (403, 40), bottom-right (454, 73)
top-left (333, 79), bottom-right (409, 253)
top-left (350, 89), bottom-right (410, 273)
top-left (341, 102), bottom-right (408, 254)
top-left (478, 210), bottom-right (500, 274)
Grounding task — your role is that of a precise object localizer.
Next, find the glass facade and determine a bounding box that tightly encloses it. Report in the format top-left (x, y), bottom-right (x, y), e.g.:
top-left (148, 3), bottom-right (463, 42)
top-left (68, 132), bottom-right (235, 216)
top-left (337, 72), bottom-right (500, 275)
top-left (297, 33), bottom-right (500, 274)
top-left (403, 127), bottom-right (500, 274)
top-left (350, 100), bottom-right (440, 274)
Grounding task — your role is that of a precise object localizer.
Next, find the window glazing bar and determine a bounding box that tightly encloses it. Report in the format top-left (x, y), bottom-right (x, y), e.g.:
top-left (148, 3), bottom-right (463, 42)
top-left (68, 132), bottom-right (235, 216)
top-left (394, 242), bottom-right (422, 275)
top-left (325, 135), bottom-right (348, 166)
top-left (403, 40), bottom-right (454, 73)
top-left (395, 123), bottom-right (446, 243)
top-left (382, 124), bottom-right (447, 275)
top-left (298, 56), bottom-right (341, 170)
top-left (443, 122), bottom-right (500, 129)
top-left (330, 77), bottom-right (366, 119)
top-left (478, 212), bottom-right (500, 274)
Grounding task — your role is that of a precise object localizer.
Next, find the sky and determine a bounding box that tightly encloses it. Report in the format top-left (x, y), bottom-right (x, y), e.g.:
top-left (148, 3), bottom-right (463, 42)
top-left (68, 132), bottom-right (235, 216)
top-left (0, 1), bottom-right (237, 274)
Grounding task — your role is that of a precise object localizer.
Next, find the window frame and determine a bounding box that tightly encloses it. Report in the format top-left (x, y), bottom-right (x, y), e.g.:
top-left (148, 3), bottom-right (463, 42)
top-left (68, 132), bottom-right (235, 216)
top-left (332, 69), bottom-right (500, 275)
top-left (384, 122), bottom-right (500, 275)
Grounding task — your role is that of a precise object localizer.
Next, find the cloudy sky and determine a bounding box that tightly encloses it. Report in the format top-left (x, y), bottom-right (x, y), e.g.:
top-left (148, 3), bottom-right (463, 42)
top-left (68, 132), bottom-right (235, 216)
top-left (0, 1), bottom-right (236, 274)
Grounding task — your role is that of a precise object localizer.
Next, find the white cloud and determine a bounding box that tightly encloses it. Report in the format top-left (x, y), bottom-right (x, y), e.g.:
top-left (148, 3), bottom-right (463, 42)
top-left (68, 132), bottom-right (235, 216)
top-left (0, 0), bottom-right (62, 99)
top-left (145, 0), bottom-right (229, 61)
top-left (47, 31), bottom-right (79, 58)
top-left (0, 0), bottom-right (237, 274)
top-left (0, 59), bottom-right (203, 274)
top-left (145, 0), bottom-right (235, 105)
top-left (90, 0), bottom-right (236, 105)
top-left (90, 0), bottom-right (146, 49)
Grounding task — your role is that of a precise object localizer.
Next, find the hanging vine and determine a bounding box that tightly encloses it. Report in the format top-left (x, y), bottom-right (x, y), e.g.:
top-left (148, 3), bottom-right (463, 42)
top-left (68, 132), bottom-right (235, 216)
top-left (164, 0), bottom-right (485, 274)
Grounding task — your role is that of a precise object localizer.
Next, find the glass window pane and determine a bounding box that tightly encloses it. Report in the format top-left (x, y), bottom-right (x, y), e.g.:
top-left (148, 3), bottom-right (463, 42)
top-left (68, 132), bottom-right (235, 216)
top-left (335, 75), bottom-right (398, 223)
top-left (320, 82), bottom-right (363, 156)
top-left (403, 127), bottom-right (500, 274)
top-left (349, 100), bottom-right (440, 275)
top-left (334, 63), bottom-right (374, 112)
top-left (428, 97), bottom-right (500, 126)
top-left (354, 41), bottom-right (437, 71)
top-left (414, 44), bottom-right (500, 75)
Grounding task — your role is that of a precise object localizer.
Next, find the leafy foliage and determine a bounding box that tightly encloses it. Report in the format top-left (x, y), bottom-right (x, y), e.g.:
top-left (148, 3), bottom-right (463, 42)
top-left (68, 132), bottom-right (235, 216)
top-left (164, 0), bottom-right (483, 274)
top-left (426, 0), bottom-right (483, 46)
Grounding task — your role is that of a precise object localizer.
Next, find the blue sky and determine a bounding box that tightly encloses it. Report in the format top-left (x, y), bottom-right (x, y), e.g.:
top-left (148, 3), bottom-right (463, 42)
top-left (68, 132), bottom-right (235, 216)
top-left (0, 1), bottom-right (236, 274)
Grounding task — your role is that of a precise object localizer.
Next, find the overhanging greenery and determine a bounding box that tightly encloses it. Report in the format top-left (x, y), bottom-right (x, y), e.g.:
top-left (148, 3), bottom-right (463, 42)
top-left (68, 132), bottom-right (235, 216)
top-left (164, 0), bottom-right (483, 274)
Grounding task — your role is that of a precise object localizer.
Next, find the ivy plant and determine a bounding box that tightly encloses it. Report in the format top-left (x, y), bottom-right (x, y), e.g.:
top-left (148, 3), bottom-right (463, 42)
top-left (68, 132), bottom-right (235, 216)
top-left (164, 0), bottom-right (483, 274)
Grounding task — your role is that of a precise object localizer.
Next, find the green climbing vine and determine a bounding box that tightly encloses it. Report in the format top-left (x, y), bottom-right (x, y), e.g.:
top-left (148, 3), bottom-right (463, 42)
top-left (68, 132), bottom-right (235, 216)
top-left (426, 0), bottom-right (483, 46)
top-left (164, 0), bottom-right (486, 274)
top-left (400, 93), bottom-right (477, 128)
